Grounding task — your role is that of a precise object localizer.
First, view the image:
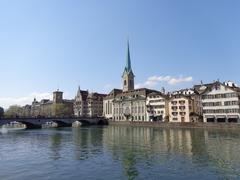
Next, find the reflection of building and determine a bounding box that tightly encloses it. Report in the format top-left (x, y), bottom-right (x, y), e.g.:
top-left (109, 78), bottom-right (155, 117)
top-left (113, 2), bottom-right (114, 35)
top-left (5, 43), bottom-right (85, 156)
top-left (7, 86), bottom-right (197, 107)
top-left (146, 92), bottom-right (169, 122)
top-left (163, 129), bottom-right (193, 156)
top-left (194, 81), bottom-right (240, 123)
top-left (102, 125), bottom-right (194, 166)
top-left (74, 87), bottom-right (107, 117)
top-left (30, 90), bottom-right (74, 117)
top-left (103, 41), bottom-right (158, 121)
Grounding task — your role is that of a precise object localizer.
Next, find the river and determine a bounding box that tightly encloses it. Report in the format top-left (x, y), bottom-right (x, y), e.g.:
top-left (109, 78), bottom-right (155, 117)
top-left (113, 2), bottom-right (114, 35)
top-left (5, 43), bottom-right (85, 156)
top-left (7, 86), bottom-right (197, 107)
top-left (0, 125), bottom-right (240, 180)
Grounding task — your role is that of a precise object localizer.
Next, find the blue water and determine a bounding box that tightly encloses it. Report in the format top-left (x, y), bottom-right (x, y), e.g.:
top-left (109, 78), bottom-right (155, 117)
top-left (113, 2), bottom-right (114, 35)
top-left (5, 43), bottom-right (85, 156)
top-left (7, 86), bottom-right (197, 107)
top-left (0, 125), bottom-right (240, 180)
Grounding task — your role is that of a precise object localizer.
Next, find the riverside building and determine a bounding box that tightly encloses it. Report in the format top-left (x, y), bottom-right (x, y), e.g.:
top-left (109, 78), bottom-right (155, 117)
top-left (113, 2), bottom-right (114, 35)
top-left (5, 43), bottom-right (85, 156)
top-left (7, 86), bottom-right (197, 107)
top-left (30, 90), bottom-right (74, 117)
top-left (146, 91), bottom-right (169, 122)
top-left (168, 94), bottom-right (194, 122)
top-left (194, 81), bottom-right (240, 123)
top-left (74, 87), bottom-right (107, 117)
top-left (103, 42), bottom-right (158, 121)
top-left (168, 89), bottom-right (202, 123)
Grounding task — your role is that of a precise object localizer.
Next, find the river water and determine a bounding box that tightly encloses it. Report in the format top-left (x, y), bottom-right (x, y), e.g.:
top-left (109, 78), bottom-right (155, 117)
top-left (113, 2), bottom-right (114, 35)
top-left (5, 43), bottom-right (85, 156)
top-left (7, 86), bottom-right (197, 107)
top-left (0, 125), bottom-right (240, 180)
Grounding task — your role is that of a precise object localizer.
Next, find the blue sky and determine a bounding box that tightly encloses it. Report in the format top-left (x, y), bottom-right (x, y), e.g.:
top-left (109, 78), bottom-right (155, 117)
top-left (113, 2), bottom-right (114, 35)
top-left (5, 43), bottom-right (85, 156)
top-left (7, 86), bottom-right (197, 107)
top-left (0, 0), bottom-right (240, 108)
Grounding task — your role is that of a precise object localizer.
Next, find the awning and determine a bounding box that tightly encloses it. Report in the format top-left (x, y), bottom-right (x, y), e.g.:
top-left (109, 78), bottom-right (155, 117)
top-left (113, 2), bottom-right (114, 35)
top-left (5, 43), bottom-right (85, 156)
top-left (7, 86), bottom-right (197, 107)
top-left (216, 115), bottom-right (226, 119)
top-left (205, 115), bottom-right (215, 118)
top-left (227, 115), bottom-right (239, 119)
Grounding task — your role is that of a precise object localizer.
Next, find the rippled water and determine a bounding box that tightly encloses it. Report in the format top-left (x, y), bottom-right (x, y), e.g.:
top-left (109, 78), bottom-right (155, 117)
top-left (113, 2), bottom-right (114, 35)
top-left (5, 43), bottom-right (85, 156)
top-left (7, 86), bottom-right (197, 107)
top-left (1, 125), bottom-right (240, 180)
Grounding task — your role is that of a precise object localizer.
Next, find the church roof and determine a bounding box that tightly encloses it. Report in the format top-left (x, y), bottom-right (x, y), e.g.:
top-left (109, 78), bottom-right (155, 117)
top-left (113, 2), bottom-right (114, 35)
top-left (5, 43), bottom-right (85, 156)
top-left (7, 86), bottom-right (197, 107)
top-left (123, 40), bottom-right (134, 75)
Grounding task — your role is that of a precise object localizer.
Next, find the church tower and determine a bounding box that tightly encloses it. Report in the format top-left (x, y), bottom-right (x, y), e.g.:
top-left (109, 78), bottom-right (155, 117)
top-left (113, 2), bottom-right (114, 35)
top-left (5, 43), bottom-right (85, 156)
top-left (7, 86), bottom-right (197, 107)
top-left (122, 41), bottom-right (135, 92)
top-left (53, 89), bottom-right (63, 104)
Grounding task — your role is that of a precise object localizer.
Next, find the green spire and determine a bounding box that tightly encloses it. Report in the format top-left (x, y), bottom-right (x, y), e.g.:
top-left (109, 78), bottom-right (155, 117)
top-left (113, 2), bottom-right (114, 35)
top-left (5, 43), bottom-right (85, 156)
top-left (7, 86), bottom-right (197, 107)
top-left (125, 40), bottom-right (132, 73)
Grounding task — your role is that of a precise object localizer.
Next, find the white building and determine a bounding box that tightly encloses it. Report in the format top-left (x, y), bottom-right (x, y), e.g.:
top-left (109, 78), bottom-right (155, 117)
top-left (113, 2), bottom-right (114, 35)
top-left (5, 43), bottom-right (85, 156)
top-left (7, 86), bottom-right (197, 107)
top-left (195, 81), bottom-right (240, 123)
top-left (146, 92), bottom-right (168, 122)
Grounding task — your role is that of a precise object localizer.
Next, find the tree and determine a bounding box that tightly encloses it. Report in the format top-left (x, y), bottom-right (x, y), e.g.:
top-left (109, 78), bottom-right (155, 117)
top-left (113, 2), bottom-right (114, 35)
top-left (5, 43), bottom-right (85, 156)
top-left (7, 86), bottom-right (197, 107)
top-left (52, 103), bottom-right (72, 118)
top-left (4, 105), bottom-right (23, 118)
top-left (0, 107), bottom-right (4, 118)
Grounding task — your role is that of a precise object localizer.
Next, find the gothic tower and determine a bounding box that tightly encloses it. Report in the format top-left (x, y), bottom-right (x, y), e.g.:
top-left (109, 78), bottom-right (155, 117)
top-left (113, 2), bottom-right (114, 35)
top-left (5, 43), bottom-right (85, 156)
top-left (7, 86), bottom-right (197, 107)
top-left (122, 41), bottom-right (135, 92)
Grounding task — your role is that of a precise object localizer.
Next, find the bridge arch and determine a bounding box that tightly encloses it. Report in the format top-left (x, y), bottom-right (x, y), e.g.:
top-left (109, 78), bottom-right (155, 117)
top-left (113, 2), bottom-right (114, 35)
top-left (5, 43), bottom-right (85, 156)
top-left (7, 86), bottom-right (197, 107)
top-left (97, 119), bottom-right (108, 125)
top-left (18, 121), bottom-right (41, 129)
top-left (79, 120), bottom-right (91, 126)
top-left (52, 120), bottom-right (72, 128)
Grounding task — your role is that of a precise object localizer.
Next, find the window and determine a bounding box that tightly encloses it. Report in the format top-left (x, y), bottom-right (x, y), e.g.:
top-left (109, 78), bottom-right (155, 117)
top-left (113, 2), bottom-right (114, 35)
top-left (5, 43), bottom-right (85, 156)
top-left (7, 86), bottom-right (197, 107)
top-left (179, 106), bottom-right (185, 111)
top-left (179, 100), bottom-right (185, 104)
top-left (224, 101), bottom-right (239, 106)
top-left (172, 112), bottom-right (178, 116)
top-left (171, 101), bottom-right (177, 105)
top-left (171, 106), bottom-right (178, 111)
top-left (180, 112), bottom-right (186, 116)
top-left (124, 80), bottom-right (127, 86)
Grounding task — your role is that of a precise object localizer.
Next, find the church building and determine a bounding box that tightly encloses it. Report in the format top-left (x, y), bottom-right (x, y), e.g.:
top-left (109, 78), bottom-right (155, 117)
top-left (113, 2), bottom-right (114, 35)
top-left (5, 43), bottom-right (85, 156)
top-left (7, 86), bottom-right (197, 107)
top-left (103, 41), bottom-right (159, 121)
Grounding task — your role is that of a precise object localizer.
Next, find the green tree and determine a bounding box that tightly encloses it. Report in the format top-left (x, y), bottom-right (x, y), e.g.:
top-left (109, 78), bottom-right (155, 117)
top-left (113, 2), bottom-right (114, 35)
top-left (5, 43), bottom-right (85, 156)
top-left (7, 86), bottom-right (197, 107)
top-left (4, 105), bottom-right (23, 118)
top-left (52, 103), bottom-right (72, 118)
top-left (0, 107), bottom-right (4, 118)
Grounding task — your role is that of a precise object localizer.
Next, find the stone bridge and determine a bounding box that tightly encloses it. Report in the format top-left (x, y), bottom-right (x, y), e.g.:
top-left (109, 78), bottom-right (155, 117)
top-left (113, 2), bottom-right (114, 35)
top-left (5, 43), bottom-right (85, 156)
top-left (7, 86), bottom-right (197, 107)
top-left (0, 117), bottom-right (108, 129)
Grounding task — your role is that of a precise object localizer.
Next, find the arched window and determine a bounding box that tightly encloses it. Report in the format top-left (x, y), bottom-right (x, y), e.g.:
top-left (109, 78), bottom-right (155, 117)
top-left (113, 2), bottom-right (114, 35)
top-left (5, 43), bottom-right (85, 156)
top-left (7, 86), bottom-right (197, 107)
top-left (124, 80), bottom-right (127, 86)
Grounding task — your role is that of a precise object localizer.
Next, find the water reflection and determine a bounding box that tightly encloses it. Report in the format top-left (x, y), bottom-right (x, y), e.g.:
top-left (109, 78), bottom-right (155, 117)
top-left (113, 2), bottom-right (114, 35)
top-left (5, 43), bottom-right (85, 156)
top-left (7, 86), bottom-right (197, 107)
top-left (203, 129), bottom-right (240, 178)
top-left (72, 127), bottom-right (104, 160)
top-left (2, 126), bottom-right (240, 180)
top-left (103, 125), bottom-right (240, 179)
top-left (50, 132), bottom-right (63, 160)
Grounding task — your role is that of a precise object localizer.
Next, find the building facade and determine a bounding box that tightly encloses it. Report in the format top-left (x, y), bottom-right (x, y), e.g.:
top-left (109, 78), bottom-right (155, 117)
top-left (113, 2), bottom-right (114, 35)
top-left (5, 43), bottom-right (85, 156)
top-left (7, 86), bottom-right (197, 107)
top-left (195, 81), bottom-right (240, 123)
top-left (30, 90), bottom-right (74, 117)
top-left (74, 87), bottom-right (106, 117)
top-left (146, 92), bottom-right (169, 122)
top-left (168, 94), bottom-right (194, 123)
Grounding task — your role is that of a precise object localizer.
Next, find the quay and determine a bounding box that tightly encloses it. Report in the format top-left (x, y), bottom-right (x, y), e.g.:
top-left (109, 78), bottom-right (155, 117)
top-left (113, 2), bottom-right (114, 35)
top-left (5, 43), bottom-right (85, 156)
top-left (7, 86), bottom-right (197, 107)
top-left (109, 121), bottom-right (240, 130)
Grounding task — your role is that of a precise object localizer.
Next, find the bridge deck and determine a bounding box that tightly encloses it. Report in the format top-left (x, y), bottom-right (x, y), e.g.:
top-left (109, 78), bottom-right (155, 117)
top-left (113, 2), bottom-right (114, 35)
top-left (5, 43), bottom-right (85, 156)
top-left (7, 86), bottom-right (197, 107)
top-left (0, 117), bottom-right (108, 129)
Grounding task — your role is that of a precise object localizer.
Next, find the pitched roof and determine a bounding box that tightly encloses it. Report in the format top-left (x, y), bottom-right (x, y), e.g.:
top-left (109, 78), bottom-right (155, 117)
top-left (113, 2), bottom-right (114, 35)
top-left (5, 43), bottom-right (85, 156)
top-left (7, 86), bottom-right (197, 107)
top-left (194, 81), bottom-right (240, 94)
top-left (147, 91), bottom-right (169, 98)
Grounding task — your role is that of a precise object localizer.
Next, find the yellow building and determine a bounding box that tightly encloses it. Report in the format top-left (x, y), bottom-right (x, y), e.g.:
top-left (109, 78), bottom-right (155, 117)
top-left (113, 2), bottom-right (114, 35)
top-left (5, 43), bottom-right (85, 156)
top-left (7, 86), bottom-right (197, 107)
top-left (168, 94), bottom-right (194, 122)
